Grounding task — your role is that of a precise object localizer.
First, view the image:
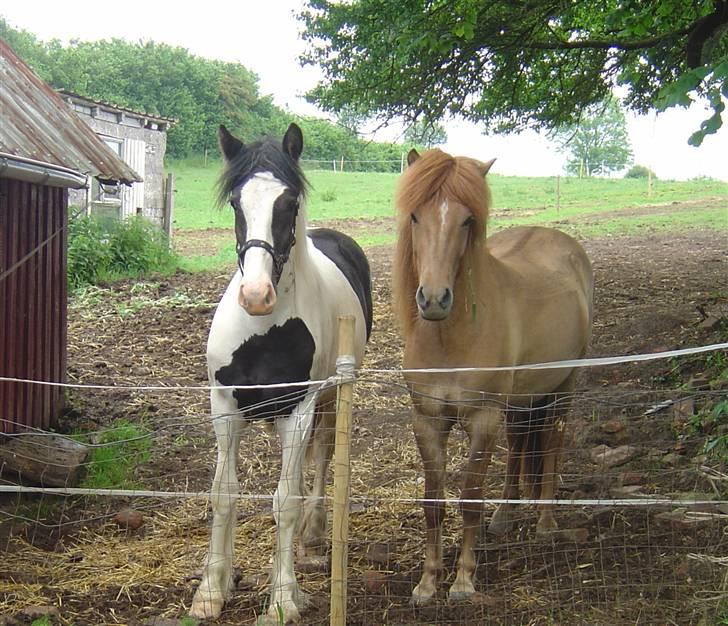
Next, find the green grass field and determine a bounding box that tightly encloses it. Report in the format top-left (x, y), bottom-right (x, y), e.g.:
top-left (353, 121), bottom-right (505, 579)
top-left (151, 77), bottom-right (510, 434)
top-left (167, 157), bottom-right (727, 269)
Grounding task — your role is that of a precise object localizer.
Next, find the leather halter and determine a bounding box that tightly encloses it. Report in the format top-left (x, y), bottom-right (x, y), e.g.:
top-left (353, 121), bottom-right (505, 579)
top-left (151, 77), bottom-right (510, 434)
top-left (235, 203), bottom-right (298, 286)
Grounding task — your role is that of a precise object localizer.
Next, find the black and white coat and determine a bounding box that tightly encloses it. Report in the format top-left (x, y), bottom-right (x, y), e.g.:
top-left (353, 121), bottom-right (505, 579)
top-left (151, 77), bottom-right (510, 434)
top-left (191, 124), bottom-right (372, 624)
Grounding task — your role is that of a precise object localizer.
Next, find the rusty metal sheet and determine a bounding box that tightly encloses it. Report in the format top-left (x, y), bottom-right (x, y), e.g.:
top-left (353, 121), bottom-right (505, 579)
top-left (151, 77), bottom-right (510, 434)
top-left (0, 178), bottom-right (66, 434)
top-left (0, 39), bottom-right (141, 184)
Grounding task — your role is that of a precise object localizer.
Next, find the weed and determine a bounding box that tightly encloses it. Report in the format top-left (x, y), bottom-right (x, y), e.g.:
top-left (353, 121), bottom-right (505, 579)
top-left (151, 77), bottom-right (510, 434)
top-left (80, 421), bottom-right (152, 489)
top-left (320, 189), bottom-right (337, 202)
top-left (31, 617), bottom-right (53, 626)
top-left (68, 215), bottom-right (177, 289)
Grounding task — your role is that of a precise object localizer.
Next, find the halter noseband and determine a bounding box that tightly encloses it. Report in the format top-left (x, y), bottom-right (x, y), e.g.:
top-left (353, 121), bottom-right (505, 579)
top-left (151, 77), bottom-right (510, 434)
top-left (235, 203), bottom-right (298, 286)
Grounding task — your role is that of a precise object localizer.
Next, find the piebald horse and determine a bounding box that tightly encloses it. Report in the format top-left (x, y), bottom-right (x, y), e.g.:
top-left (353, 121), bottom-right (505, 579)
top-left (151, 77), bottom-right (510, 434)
top-left (393, 148), bottom-right (593, 605)
top-left (190, 124), bottom-right (372, 623)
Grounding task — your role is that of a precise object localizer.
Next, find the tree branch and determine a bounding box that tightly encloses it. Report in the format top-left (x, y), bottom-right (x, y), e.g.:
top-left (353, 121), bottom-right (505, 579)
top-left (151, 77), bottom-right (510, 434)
top-left (524, 23), bottom-right (697, 52)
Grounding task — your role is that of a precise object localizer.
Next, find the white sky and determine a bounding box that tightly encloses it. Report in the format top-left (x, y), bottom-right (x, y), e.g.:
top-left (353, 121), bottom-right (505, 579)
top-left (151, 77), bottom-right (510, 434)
top-left (2, 0), bottom-right (727, 180)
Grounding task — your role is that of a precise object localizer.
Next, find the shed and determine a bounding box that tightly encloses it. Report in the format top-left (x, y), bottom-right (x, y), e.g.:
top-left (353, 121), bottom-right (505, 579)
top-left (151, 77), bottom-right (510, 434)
top-left (60, 91), bottom-right (174, 227)
top-left (0, 37), bottom-right (140, 435)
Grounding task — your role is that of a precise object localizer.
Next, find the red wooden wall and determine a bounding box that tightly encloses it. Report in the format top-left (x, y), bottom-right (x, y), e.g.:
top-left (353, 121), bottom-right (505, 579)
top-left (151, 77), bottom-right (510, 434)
top-left (0, 178), bottom-right (68, 434)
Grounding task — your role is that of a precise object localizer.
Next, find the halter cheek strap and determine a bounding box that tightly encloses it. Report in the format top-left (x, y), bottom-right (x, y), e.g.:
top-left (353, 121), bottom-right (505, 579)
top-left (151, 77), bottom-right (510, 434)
top-left (236, 204), bottom-right (298, 287)
top-left (236, 237), bottom-right (295, 286)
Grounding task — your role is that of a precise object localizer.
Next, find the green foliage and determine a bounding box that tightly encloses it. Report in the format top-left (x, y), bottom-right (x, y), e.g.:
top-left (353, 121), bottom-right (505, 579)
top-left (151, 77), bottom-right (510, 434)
top-left (301, 0), bottom-right (728, 143)
top-left (625, 164), bottom-right (657, 179)
top-left (554, 98), bottom-right (633, 176)
top-left (689, 400), bottom-right (728, 465)
top-left (0, 16), bottom-right (409, 162)
top-left (30, 618), bottom-right (53, 626)
top-left (80, 421), bottom-right (152, 489)
top-left (403, 118), bottom-right (448, 148)
top-left (67, 215), bottom-right (177, 290)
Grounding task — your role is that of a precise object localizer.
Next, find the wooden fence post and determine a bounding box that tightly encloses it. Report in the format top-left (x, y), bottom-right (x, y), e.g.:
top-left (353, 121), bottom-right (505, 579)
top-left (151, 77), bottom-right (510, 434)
top-left (163, 173), bottom-right (174, 245)
top-left (330, 315), bottom-right (355, 626)
top-left (556, 175), bottom-right (561, 215)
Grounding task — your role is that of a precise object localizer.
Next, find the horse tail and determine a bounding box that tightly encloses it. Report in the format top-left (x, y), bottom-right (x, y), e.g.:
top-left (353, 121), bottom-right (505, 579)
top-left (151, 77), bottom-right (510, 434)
top-left (516, 400), bottom-right (552, 500)
top-left (520, 423), bottom-right (545, 500)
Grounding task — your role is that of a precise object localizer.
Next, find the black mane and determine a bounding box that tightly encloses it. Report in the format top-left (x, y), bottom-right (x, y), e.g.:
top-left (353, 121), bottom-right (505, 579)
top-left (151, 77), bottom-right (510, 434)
top-left (216, 138), bottom-right (308, 207)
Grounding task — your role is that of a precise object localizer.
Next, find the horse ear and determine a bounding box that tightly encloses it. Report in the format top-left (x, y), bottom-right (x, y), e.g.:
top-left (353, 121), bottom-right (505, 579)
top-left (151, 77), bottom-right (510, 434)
top-left (478, 158), bottom-right (496, 177)
top-left (218, 125), bottom-right (244, 162)
top-left (283, 123), bottom-right (304, 162)
top-left (407, 149), bottom-right (420, 166)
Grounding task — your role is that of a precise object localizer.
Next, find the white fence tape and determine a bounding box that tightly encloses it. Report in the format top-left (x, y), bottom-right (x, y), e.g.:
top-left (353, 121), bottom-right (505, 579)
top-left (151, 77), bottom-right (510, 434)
top-left (1, 342), bottom-right (726, 391)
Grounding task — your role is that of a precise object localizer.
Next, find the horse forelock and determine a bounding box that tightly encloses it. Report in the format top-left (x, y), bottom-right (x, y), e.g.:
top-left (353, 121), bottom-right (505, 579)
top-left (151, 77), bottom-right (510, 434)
top-left (393, 149), bottom-right (491, 334)
top-left (216, 138), bottom-right (308, 207)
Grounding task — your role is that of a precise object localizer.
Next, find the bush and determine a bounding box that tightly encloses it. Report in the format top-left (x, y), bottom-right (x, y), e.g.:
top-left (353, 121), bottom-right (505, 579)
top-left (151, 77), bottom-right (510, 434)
top-left (624, 164), bottom-right (657, 179)
top-left (68, 215), bottom-right (177, 290)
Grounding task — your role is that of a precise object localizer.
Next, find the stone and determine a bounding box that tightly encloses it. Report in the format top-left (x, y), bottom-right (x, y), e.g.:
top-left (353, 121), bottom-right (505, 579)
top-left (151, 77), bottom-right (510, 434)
top-left (20, 606), bottom-right (60, 619)
top-left (600, 419), bottom-right (625, 434)
top-left (653, 509), bottom-right (715, 530)
top-left (362, 569), bottom-right (390, 594)
top-left (620, 471), bottom-right (645, 486)
top-left (365, 542), bottom-right (391, 565)
top-left (661, 452), bottom-right (682, 467)
top-left (610, 485), bottom-right (644, 498)
top-left (670, 397), bottom-right (695, 427)
top-left (113, 508), bottom-right (145, 530)
top-left (590, 444), bottom-right (640, 467)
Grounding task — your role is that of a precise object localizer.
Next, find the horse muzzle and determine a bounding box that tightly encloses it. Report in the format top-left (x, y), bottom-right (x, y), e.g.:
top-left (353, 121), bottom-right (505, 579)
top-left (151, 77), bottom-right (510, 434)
top-left (239, 279), bottom-right (277, 316)
top-left (416, 285), bottom-right (453, 321)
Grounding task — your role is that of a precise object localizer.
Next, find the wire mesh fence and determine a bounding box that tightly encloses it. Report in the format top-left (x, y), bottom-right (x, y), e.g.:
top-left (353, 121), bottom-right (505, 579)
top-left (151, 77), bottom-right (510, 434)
top-left (1, 364), bottom-right (726, 625)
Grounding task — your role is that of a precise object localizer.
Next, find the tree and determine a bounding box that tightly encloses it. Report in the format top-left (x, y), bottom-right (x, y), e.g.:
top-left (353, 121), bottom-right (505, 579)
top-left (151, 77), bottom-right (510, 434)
top-left (554, 98), bottom-right (633, 177)
top-left (403, 118), bottom-right (448, 148)
top-left (300, 0), bottom-right (728, 145)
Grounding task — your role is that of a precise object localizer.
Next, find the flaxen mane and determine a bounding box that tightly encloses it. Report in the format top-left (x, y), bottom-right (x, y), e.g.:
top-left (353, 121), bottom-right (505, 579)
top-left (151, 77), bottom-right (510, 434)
top-left (393, 149), bottom-right (492, 333)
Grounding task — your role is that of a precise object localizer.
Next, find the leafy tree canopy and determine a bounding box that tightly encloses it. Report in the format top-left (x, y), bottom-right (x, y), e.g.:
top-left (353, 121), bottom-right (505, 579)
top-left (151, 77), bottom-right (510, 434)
top-left (403, 118), bottom-right (448, 148)
top-left (0, 17), bottom-right (407, 164)
top-left (554, 98), bottom-right (633, 176)
top-left (300, 0), bottom-right (728, 146)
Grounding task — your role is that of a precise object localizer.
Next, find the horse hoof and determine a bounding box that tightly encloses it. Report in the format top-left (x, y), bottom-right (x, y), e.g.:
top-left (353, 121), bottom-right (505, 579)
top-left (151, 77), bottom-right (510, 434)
top-left (410, 592), bottom-right (435, 607)
top-left (260, 603), bottom-right (301, 625)
top-left (449, 590), bottom-right (497, 606)
top-left (447, 586), bottom-right (476, 603)
top-left (189, 592), bottom-right (224, 619)
top-left (487, 515), bottom-right (514, 536)
top-left (535, 518), bottom-right (559, 536)
top-left (297, 555), bottom-right (329, 573)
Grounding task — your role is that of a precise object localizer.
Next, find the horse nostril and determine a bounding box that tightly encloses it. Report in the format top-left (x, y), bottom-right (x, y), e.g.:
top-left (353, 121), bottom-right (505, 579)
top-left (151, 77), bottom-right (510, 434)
top-left (416, 286), bottom-right (427, 310)
top-left (439, 288), bottom-right (452, 310)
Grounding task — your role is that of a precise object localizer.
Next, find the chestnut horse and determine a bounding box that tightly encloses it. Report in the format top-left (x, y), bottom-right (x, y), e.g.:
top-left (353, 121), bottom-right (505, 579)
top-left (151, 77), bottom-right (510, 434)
top-left (393, 148), bottom-right (593, 605)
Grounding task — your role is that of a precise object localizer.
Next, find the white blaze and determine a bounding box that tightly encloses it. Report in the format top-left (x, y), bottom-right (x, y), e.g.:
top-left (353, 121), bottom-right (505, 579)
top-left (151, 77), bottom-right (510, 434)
top-left (239, 173), bottom-right (286, 280)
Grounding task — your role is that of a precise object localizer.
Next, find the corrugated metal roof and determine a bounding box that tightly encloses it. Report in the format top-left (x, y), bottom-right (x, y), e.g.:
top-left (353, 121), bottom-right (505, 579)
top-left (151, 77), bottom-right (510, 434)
top-left (0, 38), bottom-right (142, 184)
top-left (59, 90), bottom-right (176, 127)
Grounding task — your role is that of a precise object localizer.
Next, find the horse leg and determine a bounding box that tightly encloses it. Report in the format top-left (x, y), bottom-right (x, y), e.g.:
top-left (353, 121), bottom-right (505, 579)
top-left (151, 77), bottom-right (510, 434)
top-left (450, 408), bottom-right (501, 600)
top-left (411, 414), bottom-right (453, 606)
top-left (267, 392), bottom-right (318, 624)
top-left (300, 400), bottom-right (335, 558)
top-left (488, 418), bottom-right (524, 536)
top-left (535, 373), bottom-right (575, 534)
top-left (191, 390), bottom-right (243, 619)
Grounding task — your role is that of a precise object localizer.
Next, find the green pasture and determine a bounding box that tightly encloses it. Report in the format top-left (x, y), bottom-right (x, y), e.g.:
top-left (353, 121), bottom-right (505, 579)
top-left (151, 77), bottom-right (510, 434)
top-left (168, 157), bottom-right (728, 270)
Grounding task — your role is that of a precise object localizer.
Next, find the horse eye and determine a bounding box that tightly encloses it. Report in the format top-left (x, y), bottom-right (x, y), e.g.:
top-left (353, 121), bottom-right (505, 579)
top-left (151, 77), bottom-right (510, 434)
top-left (463, 216), bottom-right (475, 227)
top-left (410, 213), bottom-right (418, 224)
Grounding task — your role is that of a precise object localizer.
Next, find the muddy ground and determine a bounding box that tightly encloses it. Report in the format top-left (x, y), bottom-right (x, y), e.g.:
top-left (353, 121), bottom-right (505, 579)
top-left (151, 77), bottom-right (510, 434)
top-left (1, 211), bottom-right (727, 625)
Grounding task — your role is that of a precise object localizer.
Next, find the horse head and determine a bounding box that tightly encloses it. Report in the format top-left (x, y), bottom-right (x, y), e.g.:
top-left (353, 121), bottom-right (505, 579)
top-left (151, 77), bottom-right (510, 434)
top-left (218, 123), bottom-right (307, 315)
top-left (396, 148), bottom-right (495, 322)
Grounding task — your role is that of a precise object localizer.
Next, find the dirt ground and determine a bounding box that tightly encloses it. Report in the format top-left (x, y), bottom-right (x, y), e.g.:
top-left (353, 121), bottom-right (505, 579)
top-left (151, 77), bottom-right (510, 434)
top-left (1, 210), bottom-right (727, 626)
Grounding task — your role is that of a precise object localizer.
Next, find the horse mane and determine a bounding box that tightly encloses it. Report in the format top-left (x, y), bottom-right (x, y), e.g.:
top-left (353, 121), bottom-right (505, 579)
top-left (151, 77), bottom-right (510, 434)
top-left (216, 138), bottom-right (309, 207)
top-left (393, 149), bottom-right (492, 334)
